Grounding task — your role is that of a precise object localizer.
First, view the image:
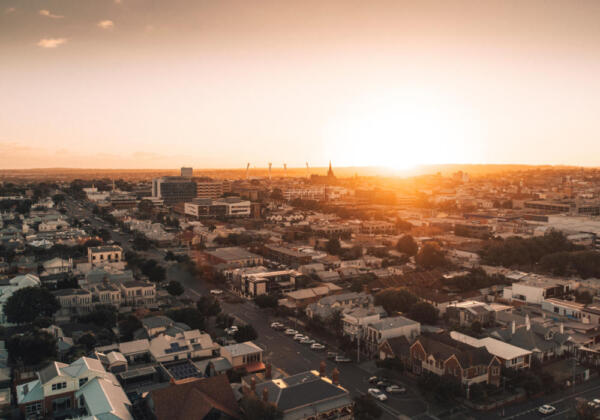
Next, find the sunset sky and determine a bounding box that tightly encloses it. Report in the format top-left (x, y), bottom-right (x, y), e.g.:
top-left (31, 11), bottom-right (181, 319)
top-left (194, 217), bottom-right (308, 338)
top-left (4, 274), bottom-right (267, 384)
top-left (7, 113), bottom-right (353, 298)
top-left (1, 0), bottom-right (600, 170)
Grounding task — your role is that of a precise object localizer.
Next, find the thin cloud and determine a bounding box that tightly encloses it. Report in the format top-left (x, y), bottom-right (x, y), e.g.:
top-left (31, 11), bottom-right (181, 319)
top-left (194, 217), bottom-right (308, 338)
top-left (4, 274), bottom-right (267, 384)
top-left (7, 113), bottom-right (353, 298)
top-left (97, 20), bottom-right (114, 29)
top-left (39, 9), bottom-right (64, 19)
top-left (37, 38), bottom-right (67, 48)
top-left (4, 7), bottom-right (16, 14)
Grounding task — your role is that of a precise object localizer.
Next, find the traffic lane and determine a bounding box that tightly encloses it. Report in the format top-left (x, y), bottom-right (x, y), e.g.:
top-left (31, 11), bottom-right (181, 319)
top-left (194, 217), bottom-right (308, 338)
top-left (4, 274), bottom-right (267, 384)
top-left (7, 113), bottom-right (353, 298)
top-left (470, 379), bottom-right (600, 420)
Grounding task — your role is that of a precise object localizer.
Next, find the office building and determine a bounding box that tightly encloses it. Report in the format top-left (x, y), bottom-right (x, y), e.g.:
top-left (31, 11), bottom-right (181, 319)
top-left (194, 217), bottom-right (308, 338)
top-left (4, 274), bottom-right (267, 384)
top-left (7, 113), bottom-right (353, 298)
top-left (180, 167), bottom-right (193, 177)
top-left (152, 177), bottom-right (197, 205)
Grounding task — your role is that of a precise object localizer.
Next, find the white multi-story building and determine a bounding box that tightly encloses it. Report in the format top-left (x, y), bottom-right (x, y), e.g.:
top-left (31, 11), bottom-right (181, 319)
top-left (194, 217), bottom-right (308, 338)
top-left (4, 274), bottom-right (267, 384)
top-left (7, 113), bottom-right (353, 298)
top-left (88, 245), bottom-right (123, 266)
top-left (365, 316), bottom-right (421, 355)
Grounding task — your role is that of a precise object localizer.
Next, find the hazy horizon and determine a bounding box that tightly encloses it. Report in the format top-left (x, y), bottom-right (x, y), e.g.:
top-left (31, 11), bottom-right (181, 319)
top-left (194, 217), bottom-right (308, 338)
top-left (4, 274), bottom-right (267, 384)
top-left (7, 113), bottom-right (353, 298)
top-left (2, 0), bottom-right (600, 169)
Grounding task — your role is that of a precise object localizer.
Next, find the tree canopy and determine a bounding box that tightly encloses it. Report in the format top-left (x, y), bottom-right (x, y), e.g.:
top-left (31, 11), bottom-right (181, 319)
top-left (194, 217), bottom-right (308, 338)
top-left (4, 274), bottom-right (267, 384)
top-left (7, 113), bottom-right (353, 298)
top-left (166, 281), bottom-right (185, 296)
top-left (5, 287), bottom-right (60, 324)
top-left (234, 324), bottom-right (258, 342)
top-left (408, 302), bottom-right (439, 325)
top-left (416, 243), bottom-right (447, 269)
top-left (375, 288), bottom-right (418, 314)
top-left (8, 331), bottom-right (57, 365)
top-left (254, 294), bottom-right (278, 309)
top-left (353, 395), bottom-right (383, 420)
top-left (396, 235), bottom-right (418, 256)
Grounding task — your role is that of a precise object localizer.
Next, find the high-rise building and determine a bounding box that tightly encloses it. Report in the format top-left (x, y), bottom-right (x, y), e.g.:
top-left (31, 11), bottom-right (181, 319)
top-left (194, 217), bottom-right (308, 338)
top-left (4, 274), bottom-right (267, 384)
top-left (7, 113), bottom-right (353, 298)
top-left (192, 177), bottom-right (225, 199)
top-left (152, 177), bottom-right (197, 204)
top-left (181, 167), bottom-right (193, 177)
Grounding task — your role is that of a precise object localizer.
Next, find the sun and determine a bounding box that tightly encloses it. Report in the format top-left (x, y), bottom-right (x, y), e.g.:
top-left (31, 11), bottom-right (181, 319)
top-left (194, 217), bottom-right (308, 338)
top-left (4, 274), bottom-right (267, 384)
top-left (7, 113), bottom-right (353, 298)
top-left (323, 90), bottom-right (478, 170)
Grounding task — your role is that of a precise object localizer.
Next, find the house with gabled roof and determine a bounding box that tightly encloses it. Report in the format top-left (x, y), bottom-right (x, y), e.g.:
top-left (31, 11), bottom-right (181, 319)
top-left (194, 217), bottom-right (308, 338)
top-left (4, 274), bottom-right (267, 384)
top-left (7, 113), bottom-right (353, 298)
top-left (16, 356), bottom-right (132, 419)
top-left (410, 333), bottom-right (502, 387)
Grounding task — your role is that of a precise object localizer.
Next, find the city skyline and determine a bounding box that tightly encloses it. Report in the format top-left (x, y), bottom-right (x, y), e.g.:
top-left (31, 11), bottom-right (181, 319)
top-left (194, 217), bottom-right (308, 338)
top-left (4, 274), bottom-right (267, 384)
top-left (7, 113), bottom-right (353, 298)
top-left (2, 0), bottom-right (600, 169)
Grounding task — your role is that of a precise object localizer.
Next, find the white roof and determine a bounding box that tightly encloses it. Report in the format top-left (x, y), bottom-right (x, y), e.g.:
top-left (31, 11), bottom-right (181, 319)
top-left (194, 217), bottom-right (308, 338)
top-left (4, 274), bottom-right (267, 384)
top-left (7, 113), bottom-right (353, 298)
top-left (450, 331), bottom-right (532, 360)
top-left (76, 376), bottom-right (133, 420)
top-left (222, 341), bottom-right (262, 357)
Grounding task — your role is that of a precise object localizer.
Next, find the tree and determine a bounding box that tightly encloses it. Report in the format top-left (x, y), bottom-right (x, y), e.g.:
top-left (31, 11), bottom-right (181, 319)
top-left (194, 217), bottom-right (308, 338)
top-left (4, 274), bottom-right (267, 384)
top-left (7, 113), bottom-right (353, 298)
top-left (51, 194), bottom-right (66, 207)
top-left (416, 243), bottom-right (447, 269)
top-left (5, 287), bottom-right (60, 324)
top-left (166, 308), bottom-right (205, 330)
top-left (77, 333), bottom-right (97, 351)
top-left (240, 395), bottom-right (283, 420)
top-left (7, 331), bottom-right (57, 365)
top-left (575, 290), bottom-right (593, 304)
top-left (326, 237), bottom-right (342, 255)
top-left (254, 294), bottom-right (278, 309)
top-left (119, 315), bottom-right (142, 341)
top-left (353, 395), bottom-right (382, 420)
top-left (138, 199), bottom-right (154, 217)
top-left (396, 235), bottom-right (418, 256)
top-left (270, 188), bottom-right (284, 201)
top-left (80, 305), bottom-right (118, 329)
top-left (234, 324), bottom-right (258, 342)
top-left (197, 296), bottom-right (222, 317)
top-left (166, 281), bottom-right (184, 296)
top-left (327, 309), bottom-right (344, 335)
top-left (408, 302), bottom-right (438, 325)
top-left (375, 288), bottom-right (418, 314)
top-left (133, 234), bottom-right (151, 251)
top-left (140, 259), bottom-right (166, 283)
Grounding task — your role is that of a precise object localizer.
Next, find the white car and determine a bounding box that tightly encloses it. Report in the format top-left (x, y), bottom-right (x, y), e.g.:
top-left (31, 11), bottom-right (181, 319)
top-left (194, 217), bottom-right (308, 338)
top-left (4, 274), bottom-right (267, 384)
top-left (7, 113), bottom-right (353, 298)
top-left (386, 385), bottom-right (406, 394)
top-left (293, 334), bottom-right (307, 341)
top-left (538, 405), bottom-right (556, 415)
top-left (284, 329), bottom-right (298, 336)
top-left (368, 388), bottom-right (387, 401)
top-left (270, 322), bottom-right (284, 329)
top-left (310, 343), bottom-right (325, 350)
top-left (300, 338), bottom-right (316, 345)
top-left (225, 326), bottom-right (238, 335)
top-left (210, 289), bottom-right (223, 295)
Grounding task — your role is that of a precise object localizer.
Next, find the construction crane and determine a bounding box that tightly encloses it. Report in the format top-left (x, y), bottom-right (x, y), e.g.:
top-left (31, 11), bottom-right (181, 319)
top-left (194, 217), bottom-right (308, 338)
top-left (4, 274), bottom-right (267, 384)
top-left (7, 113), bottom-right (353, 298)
top-left (268, 162), bottom-right (272, 181)
top-left (245, 163), bottom-right (250, 180)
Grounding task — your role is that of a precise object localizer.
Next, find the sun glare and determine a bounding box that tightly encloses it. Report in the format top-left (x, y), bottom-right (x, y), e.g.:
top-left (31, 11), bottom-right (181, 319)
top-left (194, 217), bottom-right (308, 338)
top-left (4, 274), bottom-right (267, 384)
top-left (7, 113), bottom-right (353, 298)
top-left (324, 91), bottom-right (478, 170)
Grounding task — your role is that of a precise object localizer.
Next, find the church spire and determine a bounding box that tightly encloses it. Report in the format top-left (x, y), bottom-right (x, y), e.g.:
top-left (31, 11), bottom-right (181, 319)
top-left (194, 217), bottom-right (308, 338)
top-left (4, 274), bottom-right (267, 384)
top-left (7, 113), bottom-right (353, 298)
top-left (327, 160), bottom-right (334, 177)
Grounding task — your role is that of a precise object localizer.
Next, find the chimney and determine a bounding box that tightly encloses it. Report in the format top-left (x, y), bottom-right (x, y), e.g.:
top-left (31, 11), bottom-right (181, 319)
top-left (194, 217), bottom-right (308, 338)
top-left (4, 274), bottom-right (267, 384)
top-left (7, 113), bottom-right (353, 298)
top-left (331, 368), bottom-right (339, 385)
top-left (511, 320), bottom-right (516, 335)
top-left (250, 377), bottom-right (256, 393)
top-left (265, 363), bottom-right (272, 379)
top-left (319, 361), bottom-right (326, 377)
top-left (525, 314), bottom-right (531, 331)
top-left (262, 386), bottom-right (269, 403)
top-left (560, 323), bottom-right (564, 334)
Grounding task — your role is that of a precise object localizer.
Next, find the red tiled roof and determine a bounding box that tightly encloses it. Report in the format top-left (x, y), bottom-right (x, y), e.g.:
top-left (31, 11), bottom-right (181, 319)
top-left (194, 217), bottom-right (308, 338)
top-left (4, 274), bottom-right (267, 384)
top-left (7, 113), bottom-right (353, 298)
top-left (151, 374), bottom-right (241, 420)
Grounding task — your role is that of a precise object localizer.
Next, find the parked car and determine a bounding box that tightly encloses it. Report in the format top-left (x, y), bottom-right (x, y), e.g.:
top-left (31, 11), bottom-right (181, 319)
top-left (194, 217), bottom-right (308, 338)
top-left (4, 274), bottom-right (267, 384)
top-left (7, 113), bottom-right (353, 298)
top-left (335, 355), bottom-right (352, 363)
top-left (310, 343), bottom-right (326, 350)
top-left (225, 326), bottom-right (238, 335)
top-left (538, 405), bottom-right (556, 415)
top-left (386, 385), bottom-right (406, 394)
top-left (368, 388), bottom-right (387, 401)
top-left (293, 334), bottom-right (307, 341)
top-left (376, 380), bottom-right (391, 389)
top-left (327, 352), bottom-right (338, 360)
top-left (270, 322), bottom-right (285, 329)
top-left (300, 338), bottom-right (316, 345)
top-left (284, 329), bottom-right (298, 336)
top-left (210, 289), bottom-right (223, 295)
top-left (368, 376), bottom-right (379, 384)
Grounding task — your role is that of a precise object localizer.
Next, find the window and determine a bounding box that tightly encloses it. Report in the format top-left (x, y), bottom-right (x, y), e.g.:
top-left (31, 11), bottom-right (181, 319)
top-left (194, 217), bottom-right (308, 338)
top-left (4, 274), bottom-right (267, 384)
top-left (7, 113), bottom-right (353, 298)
top-left (79, 377), bottom-right (88, 387)
top-left (492, 367), bottom-right (500, 375)
top-left (26, 402), bottom-right (42, 414)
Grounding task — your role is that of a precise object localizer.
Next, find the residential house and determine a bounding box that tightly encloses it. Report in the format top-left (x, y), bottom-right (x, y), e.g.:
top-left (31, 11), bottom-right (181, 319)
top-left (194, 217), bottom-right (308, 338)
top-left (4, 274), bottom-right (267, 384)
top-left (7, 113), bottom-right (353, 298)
top-left (220, 341), bottom-right (264, 373)
top-left (146, 374), bottom-right (241, 420)
top-left (446, 301), bottom-right (495, 327)
top-left (252, 370), bottom-right (353, 420)
top-left (365, 316), bottom-right (421, 356)
top-left (305, 292), bottom-right (372, 320)
top-left (16, 357), bottom-right (132, 419)
top-left (342, 306), bottom-right (387, 339)
top-left (410, 333), bottom-right (502, 387)
top-left (149, 330), bottom-right (218, 363)
top-left (88, 245), bottom-right (124, 267)
top-left (449, 331), bottom-right (532, 370)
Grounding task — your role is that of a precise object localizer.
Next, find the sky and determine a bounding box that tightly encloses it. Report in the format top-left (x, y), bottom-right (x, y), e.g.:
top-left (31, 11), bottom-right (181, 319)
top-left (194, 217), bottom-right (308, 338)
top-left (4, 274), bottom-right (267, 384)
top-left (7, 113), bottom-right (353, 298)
top-left (1, 0), bottom-right (600, 170)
